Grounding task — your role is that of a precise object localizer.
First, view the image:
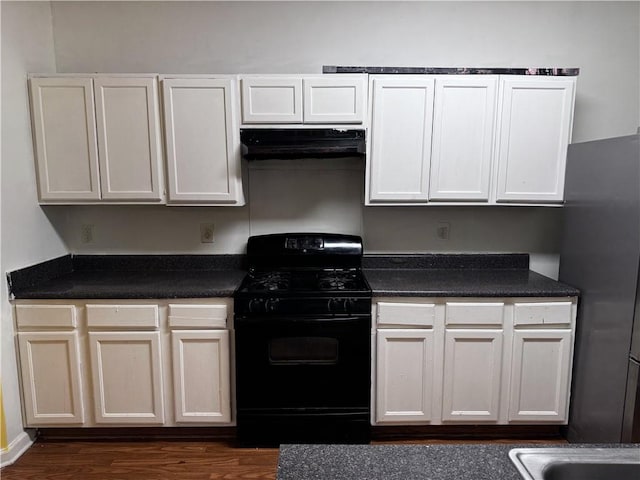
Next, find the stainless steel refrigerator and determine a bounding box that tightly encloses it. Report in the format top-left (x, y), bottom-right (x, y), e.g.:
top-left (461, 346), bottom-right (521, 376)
top-left (559, 133), bottom-right (640, 443)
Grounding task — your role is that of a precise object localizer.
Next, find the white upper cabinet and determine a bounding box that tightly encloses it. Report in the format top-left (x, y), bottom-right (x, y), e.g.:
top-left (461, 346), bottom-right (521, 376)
top-left (240, 75), bottom-right (366, 125)
top-left (241, 77), bottom-right (303, 124)
top-left (94, 76), bottom-right (163, 201)
top-left (303, 76), bottom-right (366, 124)
top-left (29, 75), bottom-right (164, 204)
top-left (495, 77), bottom-right (576, 203)
top-left (429, 76), bottom-right (497, 201)
top-left (162, 77), bottom-right (244, 205)
top-left (367, 75), bottom-right (435, 203)
top-left (366, 74), bottom-right (577, 206)
top-left (29, 77), bottom-right (101, 201)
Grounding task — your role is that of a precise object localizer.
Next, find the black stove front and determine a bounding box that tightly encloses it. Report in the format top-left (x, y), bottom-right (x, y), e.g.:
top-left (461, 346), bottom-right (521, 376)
top-left (234, 233), bottom-right (372, 446)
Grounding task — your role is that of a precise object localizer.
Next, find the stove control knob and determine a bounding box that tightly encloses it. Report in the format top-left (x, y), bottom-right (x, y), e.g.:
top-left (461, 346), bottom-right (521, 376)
top-left (328, 298), bottom-right (347, 313)
top-left (265, 298), bottom-right (280, 313)
top-left (249, 298), bottom-right (265, 313)
top-left (343, 298), bottom-right (355, 313)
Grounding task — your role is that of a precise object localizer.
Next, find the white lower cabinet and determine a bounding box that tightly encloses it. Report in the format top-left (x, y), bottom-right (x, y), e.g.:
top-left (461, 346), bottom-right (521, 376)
top-left (17, 331), bottom-right (85, 425)
top-left (171, 330), bottom-right (231, 423)
top-left (14, 299), bottom-right (233, 427)
top-left (442, 329), bottom-right (503, 422)
top-left (508, 329), bottom-right (572, 422)
top-left (373, 297), bottom-right (576, 426)
top-left (376, 329), bottom-right (435, 423)
top-left (89, 331), bottom-right (165, 424)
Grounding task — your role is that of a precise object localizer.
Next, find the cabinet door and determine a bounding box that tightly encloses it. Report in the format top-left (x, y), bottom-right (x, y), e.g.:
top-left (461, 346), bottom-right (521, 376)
top-left (429, 76), bottom-right (497, 201)
top-left (29, 77), bottom-right (101, 201)
top-left (368, 76), bottom-right (435, 203)
top-left (17, 332), bottom-right (84, 425)
top-left (495, 77), bottom-right (576, 203)
top-left (241, 77), bottom-right (303, 123)
top-left (303, 76), bottom-right (366, 124)
top-left (442, 329), bottom-right (503, 422)
top-left (89, 331), bottom-right (164, 424)
top-left (162, 78), bottom-right (244, 204)
top-left (171, 330), bottom-right (231, 423)
top-left (94, 76), bottom-right (163, 201)
top-left (509, 330), bottom-right (572, 422)
top-left (376, 329), bottom-right (434, 423)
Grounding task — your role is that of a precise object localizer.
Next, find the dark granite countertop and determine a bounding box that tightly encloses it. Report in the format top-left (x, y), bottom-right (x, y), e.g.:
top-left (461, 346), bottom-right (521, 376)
top-left (8, 254), bottom-right (246, 299)
top-left (8, 253), bottom-right (578, 300)
top-left (276, 444), bottom-right (636, 480)
top-left (363, 255), bottom-right (579, 298)
top-left (365, 269), bottom-right (579, 297)
top-left (323, 66), bottom-right (580, 76)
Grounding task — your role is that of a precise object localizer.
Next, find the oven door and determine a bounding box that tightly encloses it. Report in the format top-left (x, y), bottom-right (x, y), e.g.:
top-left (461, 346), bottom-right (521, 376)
top-left (234, 315), bottom-right (371, 411)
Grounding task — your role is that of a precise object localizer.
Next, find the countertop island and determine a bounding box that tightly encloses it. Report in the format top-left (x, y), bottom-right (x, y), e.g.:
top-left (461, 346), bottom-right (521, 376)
top-left (276, 444), bottom-right (637, 480)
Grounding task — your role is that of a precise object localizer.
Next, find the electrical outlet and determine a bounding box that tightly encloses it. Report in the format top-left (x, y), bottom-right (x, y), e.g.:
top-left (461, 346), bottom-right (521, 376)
top-left (200, 223), bottom-right (215, 243)
top-left (81, 224), bottom-right (94, 244)
top-left (436, 222), bottom-right (450, 240)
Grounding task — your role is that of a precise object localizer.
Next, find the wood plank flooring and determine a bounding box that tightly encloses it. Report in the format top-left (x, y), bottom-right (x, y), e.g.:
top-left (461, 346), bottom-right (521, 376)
top-left (1, 437), bottom-right (566, 480)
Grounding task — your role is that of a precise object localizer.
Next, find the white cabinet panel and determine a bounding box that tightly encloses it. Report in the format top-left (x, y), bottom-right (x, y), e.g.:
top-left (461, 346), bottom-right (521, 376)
top-left (496, 77), bottom-right (576, 203)
top-left (171, 330), bottom-right (231, 423)
top-left (442, 329), bottom-right (503, 421)
top-left (303, 76), bottom-right (366, 124)
top-left (168, 303), bottom-right (228, 329)
top-left (376, 329), bottom-right (434, 423)
top-left (17, 332), bottom-right (84, 425)
top-left (29, 77), bottom-right (101, 201)
top-left (513, 301), bottom-right (573, 326)
top-left (241, 77), bottom-right (303, 123)
top-left (162, 78), bottom-right (244, 204)
top-left (89, 331), bottom-right (165, 424)
top-left (445, 302), bottom-right (504, 326)
top-left (509, 330), bottom-right (572, 422)
top-left (368, 76), bottom-right (435, 203)
top-left (377, 302), bottom-right (436, 327)
top-left (429, 76), bottom-right (497, 201)
top-left (94, 76), bottom-right (163, 201)
top-left (16, 304), bottom-right (77, 329)
top-left (86, 304), bottom-right (159, 329)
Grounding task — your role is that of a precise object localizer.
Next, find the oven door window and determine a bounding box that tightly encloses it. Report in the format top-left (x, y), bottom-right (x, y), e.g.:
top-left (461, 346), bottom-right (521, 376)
top-left (269, 337), bottom-right (338, 365)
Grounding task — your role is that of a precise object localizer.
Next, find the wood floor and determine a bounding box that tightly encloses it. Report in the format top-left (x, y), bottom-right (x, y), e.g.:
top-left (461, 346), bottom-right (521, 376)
top-left (1, 437), bottom-right (566, 480)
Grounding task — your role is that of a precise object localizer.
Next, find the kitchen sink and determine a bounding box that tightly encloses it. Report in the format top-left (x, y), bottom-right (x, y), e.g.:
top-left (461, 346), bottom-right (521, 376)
top-left (509, 447), bottom-right (640, 480)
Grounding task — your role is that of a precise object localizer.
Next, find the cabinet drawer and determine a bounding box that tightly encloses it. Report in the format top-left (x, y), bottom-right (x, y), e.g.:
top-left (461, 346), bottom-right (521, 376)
top-left (377, 302), bottom-right (435, 327)
top-left (16, 304), bottom-right (77, 329)
top-left (168, 304), bottom-right (228, 329)
top-left (86, 304), bottom-right (159, 329)
top-left (513, 301), bottom-right (572, 326)
top-left (445, 302), bottom-right (504, 326)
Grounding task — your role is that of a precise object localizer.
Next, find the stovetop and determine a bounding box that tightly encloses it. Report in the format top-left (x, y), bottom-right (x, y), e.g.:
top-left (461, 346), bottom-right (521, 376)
top-left (237, 268), bottom-right (370, 295)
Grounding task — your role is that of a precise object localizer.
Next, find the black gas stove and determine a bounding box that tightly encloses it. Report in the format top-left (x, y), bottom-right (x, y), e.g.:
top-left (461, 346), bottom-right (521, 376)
top-left (234, 233), bottom-right (371, 316)
top-left (233, 233), bottom-right (372, 446)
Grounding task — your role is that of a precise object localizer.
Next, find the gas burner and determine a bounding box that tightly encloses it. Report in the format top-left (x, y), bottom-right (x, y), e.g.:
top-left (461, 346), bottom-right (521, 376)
top-left (317, 270), bottom-right (360, 291)
top-left (249, 271), bottom-right (291, 291)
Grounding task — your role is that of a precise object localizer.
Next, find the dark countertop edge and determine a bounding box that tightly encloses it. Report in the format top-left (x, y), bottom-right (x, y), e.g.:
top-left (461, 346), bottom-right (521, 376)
top-left (7, 254), bottom-right (247, 297)
top-left (369, 289), bottom-right (580, 298)
top-left (11, 290), bottom-right (240, 300)
top-left (323, 66), bottom-right (580, 76)
top-left (362, 253), bottom-right (529, 270)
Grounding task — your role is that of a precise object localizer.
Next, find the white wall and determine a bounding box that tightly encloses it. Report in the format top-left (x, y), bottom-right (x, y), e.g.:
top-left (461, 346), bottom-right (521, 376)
top-left (0, 0), bottom-right (67, 459)
top-left (42, 0), bottom-right (639, 280)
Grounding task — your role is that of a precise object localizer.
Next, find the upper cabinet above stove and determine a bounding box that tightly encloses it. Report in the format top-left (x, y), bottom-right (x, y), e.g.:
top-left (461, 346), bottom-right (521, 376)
top-left (239, 75), bottom-right (367, 125)
top-left (366, 74), bottom-right (577, 206)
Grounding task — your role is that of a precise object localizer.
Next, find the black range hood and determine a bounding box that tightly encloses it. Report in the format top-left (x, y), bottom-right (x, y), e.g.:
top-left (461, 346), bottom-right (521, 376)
top-left (240, 128), bottom-right (365, 160)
